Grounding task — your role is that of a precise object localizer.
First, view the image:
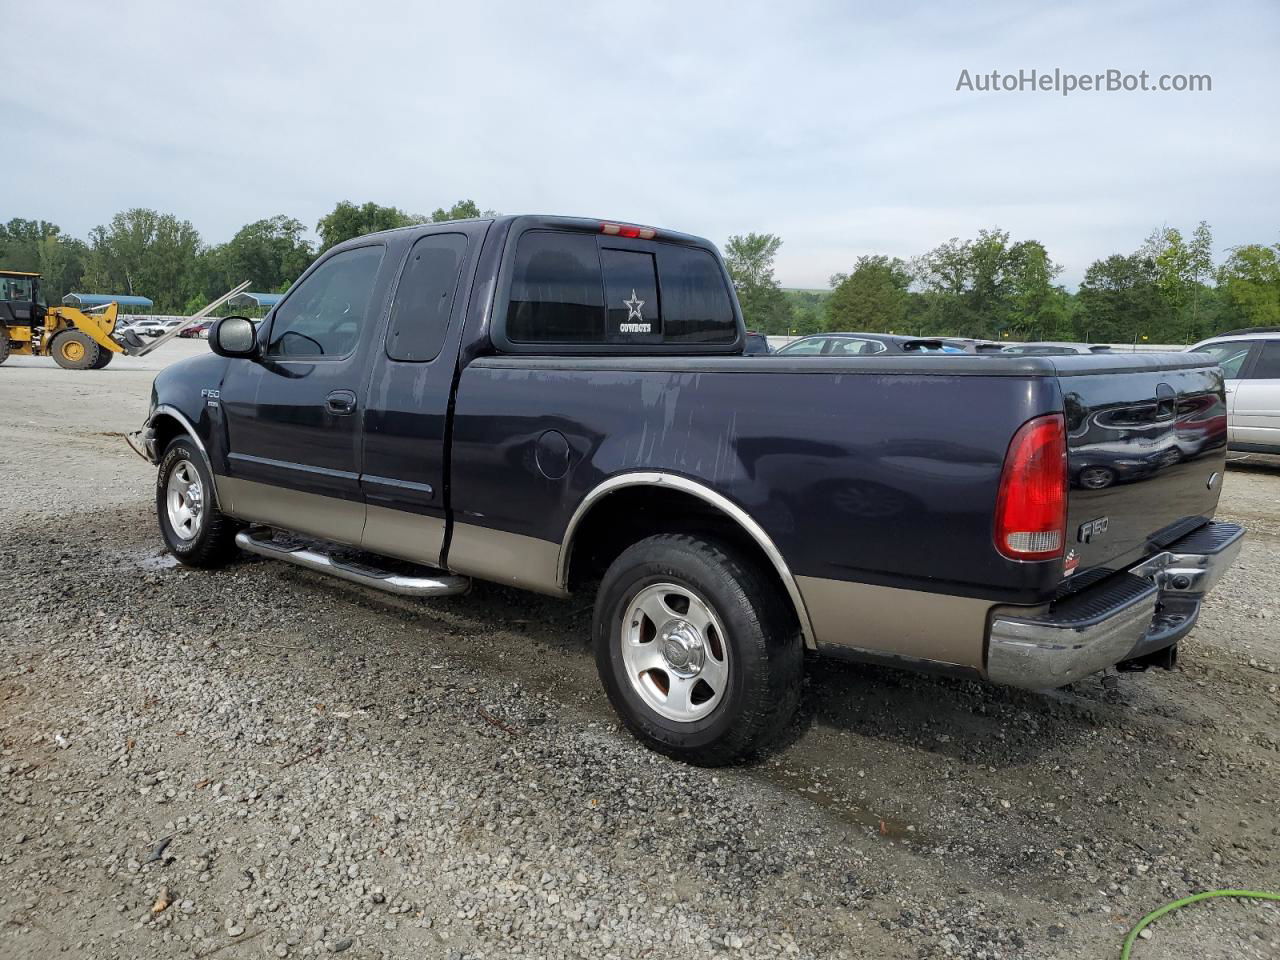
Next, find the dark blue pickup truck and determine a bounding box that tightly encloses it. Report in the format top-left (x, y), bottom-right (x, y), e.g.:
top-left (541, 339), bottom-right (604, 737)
top-left (128, 215), bottom-right (1244, 764)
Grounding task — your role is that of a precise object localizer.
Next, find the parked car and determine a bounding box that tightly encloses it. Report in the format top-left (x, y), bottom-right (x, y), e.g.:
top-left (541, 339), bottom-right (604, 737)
top-left (179, 320), bottom-right (213, 339)
top-left (1002, 342), bottom-right (1114, 356)
top-left (122, 319), bottom-right (166, 338)
top-left (775, 332), bottom-right (969, 355)
top-left (1187, 329), bottom-right (1280, 453)
top-left (127, 215), bottom-right (1244, 765)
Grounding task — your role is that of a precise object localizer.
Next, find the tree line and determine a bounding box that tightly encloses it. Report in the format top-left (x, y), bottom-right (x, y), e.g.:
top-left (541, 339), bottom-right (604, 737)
top-left (725, 223), bottom-right (1280, 344)
top-left (3, 206), bottom-right (1276, 342)
top-left (0, 200), bottom-right (488, 314)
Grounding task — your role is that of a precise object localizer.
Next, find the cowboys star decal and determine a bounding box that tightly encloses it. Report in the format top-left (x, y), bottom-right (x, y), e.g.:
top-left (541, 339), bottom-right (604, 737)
top-left (623, 289), bottom-right (645, 321)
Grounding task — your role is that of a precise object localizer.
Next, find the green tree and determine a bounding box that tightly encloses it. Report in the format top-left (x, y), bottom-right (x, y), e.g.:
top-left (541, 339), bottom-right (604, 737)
top-left (217, 215), bottom-right (313, 293)
top-left (1217, 243), bottom-right (1280, 329)
top-left (825, 255), bottom-right (911, 332)
top-left (723, 232), bottom-right (792, 333)
top-left (1076, 254), bottom-right (1169, 343)
top-left (82, 209), bottom-right (204, 312)
top-left (316, 201), bottom-right (423, 252)
top-left (1142, 222), bottom-right (1217, 342)
top-left (430, 199), bottom-right (484, 222)
top-left (912, 229), bottom-right (1062, 338)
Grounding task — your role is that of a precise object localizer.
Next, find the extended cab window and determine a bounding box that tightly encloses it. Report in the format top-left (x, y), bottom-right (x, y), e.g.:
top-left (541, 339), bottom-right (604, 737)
top-left (507, 232), bottom-right (605, 342)
top-left (505, 230), bottom-right (737, 346)
top-left (386, 233), bottom-right (468, 362)
top-left (268, 245), bottom-right (383, 358)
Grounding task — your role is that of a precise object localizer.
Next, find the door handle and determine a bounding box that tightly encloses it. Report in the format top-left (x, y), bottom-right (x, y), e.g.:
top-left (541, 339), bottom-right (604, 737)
top-left (325, 390), bottom-right (357, 415)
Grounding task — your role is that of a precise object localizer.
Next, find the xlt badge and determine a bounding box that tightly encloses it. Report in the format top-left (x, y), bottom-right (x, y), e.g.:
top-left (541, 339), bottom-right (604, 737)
top-left (1078, 516), bottom-right (1109, 543)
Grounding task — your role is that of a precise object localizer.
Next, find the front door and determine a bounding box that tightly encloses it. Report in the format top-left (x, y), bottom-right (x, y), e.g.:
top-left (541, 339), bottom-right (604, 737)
top-left (218, 242), bottom-right (388, 545)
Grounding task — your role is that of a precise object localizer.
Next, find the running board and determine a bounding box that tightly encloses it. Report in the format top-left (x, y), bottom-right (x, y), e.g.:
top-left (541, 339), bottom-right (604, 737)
top-left (235, 529), bottom-right (470, 598)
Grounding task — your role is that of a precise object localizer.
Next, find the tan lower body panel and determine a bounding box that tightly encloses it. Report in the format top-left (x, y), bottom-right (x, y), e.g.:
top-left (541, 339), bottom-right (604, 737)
top-left (217, 475), bottom-right (366, 547)
top-left (795, 574), bottom-right (993, 670)
top-left (218, 475), bottom-right (561, 594)
top-left (448, 522), bottom-right (566, 597)
top-left (362, 504), bottom-right (446, 568)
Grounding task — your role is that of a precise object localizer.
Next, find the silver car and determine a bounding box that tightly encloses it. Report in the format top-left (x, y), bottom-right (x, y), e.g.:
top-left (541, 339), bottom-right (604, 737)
top-left (1188, 330), bottom-right (1280, 453)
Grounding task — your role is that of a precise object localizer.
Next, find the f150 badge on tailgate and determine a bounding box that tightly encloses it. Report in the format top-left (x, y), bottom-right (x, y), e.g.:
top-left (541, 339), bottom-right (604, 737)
top-left (1078, 516), bottom-right (1109, 543)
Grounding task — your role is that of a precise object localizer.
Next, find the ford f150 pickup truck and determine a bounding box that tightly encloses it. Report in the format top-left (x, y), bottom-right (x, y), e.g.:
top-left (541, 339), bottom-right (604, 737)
top-left (128, 215), bottom-right (1244, 765)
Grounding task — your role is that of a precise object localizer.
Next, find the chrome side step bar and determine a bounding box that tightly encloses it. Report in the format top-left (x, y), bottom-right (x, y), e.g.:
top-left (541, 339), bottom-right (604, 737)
top-left (235, 529), bottom-right (470, 598)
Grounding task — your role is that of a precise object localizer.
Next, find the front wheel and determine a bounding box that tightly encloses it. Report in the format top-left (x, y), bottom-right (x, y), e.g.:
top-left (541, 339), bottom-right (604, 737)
top-left (156, 438), bottom-right (240, 567)
top-left (49, 330), bottom-right (102, 370)
top-left (593, 533), bottom-right (803, 766)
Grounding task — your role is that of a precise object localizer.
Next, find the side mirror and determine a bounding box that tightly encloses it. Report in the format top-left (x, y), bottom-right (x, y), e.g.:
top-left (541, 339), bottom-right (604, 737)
top-left (209, 316), bottom-right (260, 359)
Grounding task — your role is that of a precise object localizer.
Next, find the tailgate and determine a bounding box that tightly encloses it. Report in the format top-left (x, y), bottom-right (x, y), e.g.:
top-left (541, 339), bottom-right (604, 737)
top-left (1059, 355), bottom-right (1228, 583)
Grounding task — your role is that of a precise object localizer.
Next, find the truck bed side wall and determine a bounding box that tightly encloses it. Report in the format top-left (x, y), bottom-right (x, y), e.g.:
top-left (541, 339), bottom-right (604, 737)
top-left (446, 358), bottom-right (1064, 667)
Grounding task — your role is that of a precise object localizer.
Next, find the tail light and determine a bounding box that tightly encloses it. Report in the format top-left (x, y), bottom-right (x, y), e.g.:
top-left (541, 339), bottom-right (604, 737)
top-left (601, 222), bottom-right (656, 240)
top-left (994, 413), bottom-right (1067, 561)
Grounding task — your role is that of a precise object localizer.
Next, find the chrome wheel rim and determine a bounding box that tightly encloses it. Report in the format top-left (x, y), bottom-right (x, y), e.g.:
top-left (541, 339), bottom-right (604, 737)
top-left (166, 459), bottom-right (204, 541)
top-left (1080, 467), bottom-right (1112, 489)
top-left (621, 582), bottom-right (730, 723)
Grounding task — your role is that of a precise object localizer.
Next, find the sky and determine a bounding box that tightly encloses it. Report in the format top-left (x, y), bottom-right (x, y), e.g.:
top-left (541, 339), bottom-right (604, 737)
top-left (3, 0), bottom-right (1277, 288)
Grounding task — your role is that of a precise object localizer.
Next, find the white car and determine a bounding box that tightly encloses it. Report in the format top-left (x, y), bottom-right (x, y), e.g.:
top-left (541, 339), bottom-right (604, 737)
top-left (122, 319), bottom-right (166, 338)
top-left (1188, 330), bottom-right (1280, 454)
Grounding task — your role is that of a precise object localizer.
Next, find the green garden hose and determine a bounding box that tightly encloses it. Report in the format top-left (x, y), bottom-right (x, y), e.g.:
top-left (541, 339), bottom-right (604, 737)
top-left (1121, 889), bottom-right (1280, 959)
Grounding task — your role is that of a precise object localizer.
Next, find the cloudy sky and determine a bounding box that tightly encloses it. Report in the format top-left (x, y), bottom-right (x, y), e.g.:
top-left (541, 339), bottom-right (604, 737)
top-left (4, 0), bottom-right (1277, 287)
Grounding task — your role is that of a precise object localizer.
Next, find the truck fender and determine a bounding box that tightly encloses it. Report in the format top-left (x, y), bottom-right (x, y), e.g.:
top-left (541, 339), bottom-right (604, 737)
top-left (556, 471), bottom-right (817, 649)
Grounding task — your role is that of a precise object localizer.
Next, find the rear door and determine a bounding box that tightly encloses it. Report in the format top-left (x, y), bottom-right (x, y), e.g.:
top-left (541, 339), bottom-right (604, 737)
top-left (1233, 340), bottom-right (1280, 450)
top-left (359, 227), bottom-right (482, 567)
top-left (218, 242), bottom-right (389, 545)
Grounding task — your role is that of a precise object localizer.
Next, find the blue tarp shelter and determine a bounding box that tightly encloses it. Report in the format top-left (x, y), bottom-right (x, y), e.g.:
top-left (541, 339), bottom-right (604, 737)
top-left (227, 292), bottom-right (284, 309)
top-left (63, 293), bottom-right (155, 309)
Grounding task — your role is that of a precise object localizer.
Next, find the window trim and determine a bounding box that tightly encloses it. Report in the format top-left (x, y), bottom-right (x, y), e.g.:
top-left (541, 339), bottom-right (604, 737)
top-left (263, 241), bottom-right (387, 363)
top-left (490, 221), bottom-right (744, 356)
top-left (382, 230), bottom-right (472, 364)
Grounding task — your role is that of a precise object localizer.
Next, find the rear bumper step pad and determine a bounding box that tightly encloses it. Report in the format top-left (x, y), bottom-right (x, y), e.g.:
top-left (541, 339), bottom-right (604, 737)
top-left (986, 521), bottom-right (1244, 689)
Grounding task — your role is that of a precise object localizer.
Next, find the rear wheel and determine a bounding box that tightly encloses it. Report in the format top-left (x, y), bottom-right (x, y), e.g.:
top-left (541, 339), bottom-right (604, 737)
top-left (593, 533), bottom-right (803, 766)
top-left (49, 330), bottom-right (101, 370)
top-left (157, 437), bottom-right (240, 567)
top-left (0, 326), bottom-right (9, 365)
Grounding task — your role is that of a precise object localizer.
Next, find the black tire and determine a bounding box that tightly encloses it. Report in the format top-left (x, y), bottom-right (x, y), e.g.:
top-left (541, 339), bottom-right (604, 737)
top-left (593, 533), bottom-right (803, 766)
top-left (49, 330), bottom-right (101, 370)
top-left (89, 349), bottom-right (114, 369)
top-left (156, 437), bottom-right (240, 568)
top-left (0, 326), bottom-right (9, 365)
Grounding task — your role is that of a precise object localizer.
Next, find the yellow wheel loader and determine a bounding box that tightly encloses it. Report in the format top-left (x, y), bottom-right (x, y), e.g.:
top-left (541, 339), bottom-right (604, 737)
top-left (0, 271), bottom-right (250, 370)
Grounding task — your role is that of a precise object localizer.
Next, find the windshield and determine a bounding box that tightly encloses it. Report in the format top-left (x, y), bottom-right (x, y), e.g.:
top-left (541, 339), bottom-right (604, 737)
top-left (0, 276), bottom-right (35, 302)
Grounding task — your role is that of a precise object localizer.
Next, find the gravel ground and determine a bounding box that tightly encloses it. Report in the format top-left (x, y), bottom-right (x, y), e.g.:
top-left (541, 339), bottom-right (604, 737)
top-left (1, 343), bottom-right (1278, 959)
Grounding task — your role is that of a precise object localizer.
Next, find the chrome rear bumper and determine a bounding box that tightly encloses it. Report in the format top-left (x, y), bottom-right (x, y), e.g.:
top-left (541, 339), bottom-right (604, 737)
top-left (987, 521), bottom-right (1244, 689)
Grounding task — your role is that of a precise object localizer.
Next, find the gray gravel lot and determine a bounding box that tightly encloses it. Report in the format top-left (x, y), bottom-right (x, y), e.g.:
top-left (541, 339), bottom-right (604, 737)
top-left (1, 343), bottom-right (1278, 959)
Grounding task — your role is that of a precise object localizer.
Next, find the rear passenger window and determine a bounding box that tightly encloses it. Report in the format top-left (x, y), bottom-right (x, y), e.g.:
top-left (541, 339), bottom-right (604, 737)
top-left (655, 245), bottom-right (736, 343)
top-left (1246, 341), bottom-right (1280, 379)
top-left (507, 232), bottom-right (604, 342)
top-left (386, 233), bottom-right (467, 362)
top-left (504, 230), bottom-right (738, 347)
